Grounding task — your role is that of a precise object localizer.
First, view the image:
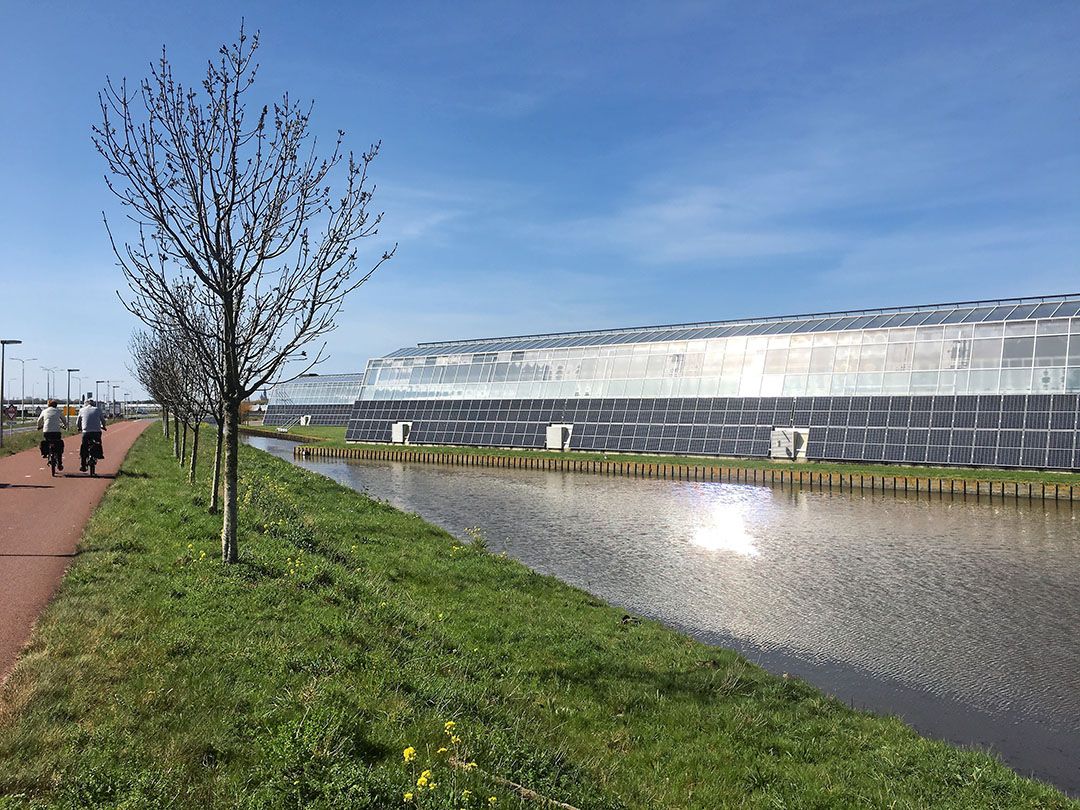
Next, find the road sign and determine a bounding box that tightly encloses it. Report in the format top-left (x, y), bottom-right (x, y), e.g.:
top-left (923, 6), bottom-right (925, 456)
top-left (3, 405), bottom-right (16, 419)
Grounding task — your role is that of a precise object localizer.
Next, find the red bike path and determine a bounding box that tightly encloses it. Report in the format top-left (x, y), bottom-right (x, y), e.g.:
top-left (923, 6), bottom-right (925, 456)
top-left (0, 419), bottom-right (151, 683)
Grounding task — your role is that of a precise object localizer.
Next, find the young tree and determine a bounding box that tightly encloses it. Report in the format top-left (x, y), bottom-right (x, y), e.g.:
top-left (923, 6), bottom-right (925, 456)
top-left (96, 24), bottom-right (392, 561)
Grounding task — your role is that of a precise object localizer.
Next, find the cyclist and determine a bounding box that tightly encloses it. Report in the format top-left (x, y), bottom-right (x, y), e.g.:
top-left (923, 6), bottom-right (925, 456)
top-left (37, 399), bottom-right (68, 471)
top-left (76, 397), bottom-right (108, 473)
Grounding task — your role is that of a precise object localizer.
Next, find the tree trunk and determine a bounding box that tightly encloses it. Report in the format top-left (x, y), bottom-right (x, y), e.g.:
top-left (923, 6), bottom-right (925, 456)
top-left (188, 422), bottom-right (200, 485)
top-left (162, 406), bottom-right (170, 437)
top-left (210, 417), bottom-right (224, 513)
top-left (173, 414), bottom-right (180, 458)
top-left (220, 403), bottom-right (240, 563)
top-left (180, 421), bottom-right (189, 464)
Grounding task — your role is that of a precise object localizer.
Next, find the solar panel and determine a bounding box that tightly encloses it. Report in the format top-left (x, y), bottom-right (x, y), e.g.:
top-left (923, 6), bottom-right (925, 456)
top-left (960, 307), bottom-right (995, 323)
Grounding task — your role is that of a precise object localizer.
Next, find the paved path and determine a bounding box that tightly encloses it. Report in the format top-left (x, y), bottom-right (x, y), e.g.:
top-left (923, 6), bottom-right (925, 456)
top-left (0, 419), bottom-right (152, 681)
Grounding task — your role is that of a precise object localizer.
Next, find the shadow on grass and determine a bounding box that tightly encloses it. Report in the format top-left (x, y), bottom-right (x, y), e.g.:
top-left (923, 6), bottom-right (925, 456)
top-left (529, 653), bottom-right (783, 708)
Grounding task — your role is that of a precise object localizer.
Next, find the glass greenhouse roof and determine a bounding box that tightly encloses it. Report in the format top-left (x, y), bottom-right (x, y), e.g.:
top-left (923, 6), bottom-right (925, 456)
top-left (382, 293), bottom-right (1080, 359)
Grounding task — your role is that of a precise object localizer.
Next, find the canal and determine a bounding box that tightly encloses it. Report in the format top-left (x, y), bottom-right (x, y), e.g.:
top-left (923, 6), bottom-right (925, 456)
top-left (246, 435), bottom-right (1080, 794)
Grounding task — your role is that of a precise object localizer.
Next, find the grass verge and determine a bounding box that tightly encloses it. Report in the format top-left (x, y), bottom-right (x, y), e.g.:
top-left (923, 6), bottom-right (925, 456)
top-left (0, 428), bottom-right (1075, 808)
top-left (243, 423), bottom-right (1080, 486)
top-left (0, 427), bottom-right (81, 459)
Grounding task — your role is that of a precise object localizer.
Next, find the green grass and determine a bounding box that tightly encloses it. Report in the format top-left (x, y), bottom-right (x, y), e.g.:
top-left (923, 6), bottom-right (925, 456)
top-left (0, 427), bottom-right (79, 459)
top-left (1, 428), bottom-right (1075, 809)
top-left (0, 431), bottom-right (40, 458)
top-left (242, 423), bottom-right (1080, 486)
top-left (241, 424), bottom-right (349, 442)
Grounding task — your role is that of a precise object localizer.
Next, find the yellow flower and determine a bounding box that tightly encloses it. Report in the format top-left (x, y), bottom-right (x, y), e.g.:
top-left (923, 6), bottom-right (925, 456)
top-left (427, 781), bottom-right (437, 791)
top-left (416, 769), bottom-right (432, 787)
top-left (403, 746), bottom-right (416, 762)
top-left (444, 720), bottom-right (456, 734)
top-left (450, 735), bottom-right (461, 745)
top-left (488, 798), bottom-right (498, 806)
top-left (403, 792), bottom-right (413, 803)
top-left (437, 746), bottom-right (448, 754)
top-left (462, 789), bottom-right (472, 799)
top-left (464, 761), bottom-right (478, 771)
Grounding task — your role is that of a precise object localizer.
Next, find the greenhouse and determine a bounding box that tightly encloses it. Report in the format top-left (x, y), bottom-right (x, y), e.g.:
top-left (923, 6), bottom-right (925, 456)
top-left (263, 373), bottom-right (365, 427)
top-left (344, 294), bottom-right (1080, 470)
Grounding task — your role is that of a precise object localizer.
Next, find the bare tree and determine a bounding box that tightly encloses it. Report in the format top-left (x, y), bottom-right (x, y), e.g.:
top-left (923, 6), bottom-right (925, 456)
top-left (96, 24), bottom-right (392, 561)
top-left (130, 326), bottom-right (200, 466)
top-left (131, 331), bottom-right (173, 440)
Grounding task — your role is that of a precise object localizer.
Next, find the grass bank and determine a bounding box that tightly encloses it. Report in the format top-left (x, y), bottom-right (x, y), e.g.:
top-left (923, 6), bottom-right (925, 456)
top-left (245, 423), bottom-right (1080, 486)
top-left (240, 424), bottom-right (348, 443)
top-left (1, 427), bottom-right (1074, 808)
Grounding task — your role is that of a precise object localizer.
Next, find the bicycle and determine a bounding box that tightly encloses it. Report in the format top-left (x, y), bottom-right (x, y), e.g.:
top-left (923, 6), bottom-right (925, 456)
top-left (83, 434), bottom-right (103, 477)
top-left (46, 438), bottom-right (63, 477)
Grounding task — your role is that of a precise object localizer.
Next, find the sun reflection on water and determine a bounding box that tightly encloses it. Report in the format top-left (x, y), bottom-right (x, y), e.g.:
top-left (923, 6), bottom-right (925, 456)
top-left (691, 500), bottom-right (761, 558)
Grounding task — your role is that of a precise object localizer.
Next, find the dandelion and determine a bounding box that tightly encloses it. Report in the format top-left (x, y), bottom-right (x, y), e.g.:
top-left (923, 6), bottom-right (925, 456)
top-left (488, 798), bottom-right (498, 806)
top-left (403, 746), bottom-right (416, 763)
top-left (463, 761), bottom-right (478, 771)
top-left (416, 769), bottom-right (432, 788)
top-left (450, 735), bottom-right (461, 745)
top-left (462, 789), bottom-right (472, 799)
top-left (444, 721), bottom-right (457, 735)
top-left (403, 792), bottom-right (413, 803)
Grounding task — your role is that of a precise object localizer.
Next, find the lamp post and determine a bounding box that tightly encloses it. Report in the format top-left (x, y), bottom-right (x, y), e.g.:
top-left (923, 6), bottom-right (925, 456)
top-left (1, 339), bottom-right (24, 449)
top-left (10, 356), bottom-right (35, 418)
top-left (42, 366), bottom-right (57, 400)
top-left (95, 379), bottom-right (105, 403)
top-left (112, 385), bottom-right (120, 418)
top-left (67, 368), bottom-right (80, 426)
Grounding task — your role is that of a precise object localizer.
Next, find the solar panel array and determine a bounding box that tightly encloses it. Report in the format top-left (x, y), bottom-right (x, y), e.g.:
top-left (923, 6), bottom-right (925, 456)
top-left (345, 393), bottom-right (1080, 470)
top-left (264, 403), bottom-right (356, 427)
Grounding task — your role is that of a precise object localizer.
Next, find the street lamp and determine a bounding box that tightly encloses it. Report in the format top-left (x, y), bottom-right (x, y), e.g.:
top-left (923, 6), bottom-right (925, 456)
top-left (1, 339), bottom-right (24, 449)
top-left (10, 356), bottom-right (36, 417)
top-left (67, 369), bottom-right (80, 426)
top-left (42, 366), bottom-right (57, 400)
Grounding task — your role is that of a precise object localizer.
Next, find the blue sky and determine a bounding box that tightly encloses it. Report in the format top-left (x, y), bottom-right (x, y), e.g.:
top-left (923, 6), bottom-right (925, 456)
top-left (1, 1), bottom-right (1077, 399)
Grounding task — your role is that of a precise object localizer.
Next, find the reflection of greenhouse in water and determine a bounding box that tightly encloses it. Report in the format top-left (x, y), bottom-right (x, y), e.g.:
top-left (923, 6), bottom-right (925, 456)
top-left (281, 294), bottom-right (1080, 469)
